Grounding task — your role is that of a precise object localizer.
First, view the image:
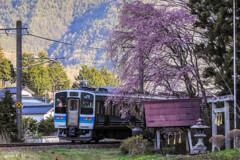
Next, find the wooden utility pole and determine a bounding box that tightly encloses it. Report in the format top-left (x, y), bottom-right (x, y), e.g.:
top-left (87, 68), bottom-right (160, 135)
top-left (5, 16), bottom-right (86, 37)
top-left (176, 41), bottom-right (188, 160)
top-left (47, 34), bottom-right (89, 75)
top-left (16, 20), bottom-right (23, 140)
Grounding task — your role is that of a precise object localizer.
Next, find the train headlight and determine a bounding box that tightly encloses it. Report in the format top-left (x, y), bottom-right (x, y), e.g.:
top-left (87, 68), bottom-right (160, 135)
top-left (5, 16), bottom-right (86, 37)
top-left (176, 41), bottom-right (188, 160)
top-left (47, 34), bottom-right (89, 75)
top-left (56, 116), bottom-right (64, 120)
top-left (83, 117), bottom-right (92, 121)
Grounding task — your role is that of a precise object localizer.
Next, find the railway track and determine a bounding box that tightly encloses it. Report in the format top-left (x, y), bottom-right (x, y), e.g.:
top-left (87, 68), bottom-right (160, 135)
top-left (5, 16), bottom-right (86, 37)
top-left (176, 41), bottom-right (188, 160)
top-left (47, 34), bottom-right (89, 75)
top-left (0, 141), bottom-right (121, 152)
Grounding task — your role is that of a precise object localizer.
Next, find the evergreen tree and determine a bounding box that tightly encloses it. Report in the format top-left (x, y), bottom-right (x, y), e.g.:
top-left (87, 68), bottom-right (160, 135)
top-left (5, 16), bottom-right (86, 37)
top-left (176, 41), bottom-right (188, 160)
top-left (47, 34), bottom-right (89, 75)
top-left (48, 61), bottom-right (70, 95)
top-left (0, 45), bottom-right (15, 85)
top-left (101, 64), bottom-right (119, 87)
top-left (22, 51), bottom-right (51, 96)
top-left (0, 90), bottom-right (18, 142)
top-left (76, 65), bottom-right (106, 88)
top-left (22, 52), bottom-right (35, 87)
top-left (188, 0), bottom-right (240, 96)
top-left (74, 64), bottom-right (119, 89)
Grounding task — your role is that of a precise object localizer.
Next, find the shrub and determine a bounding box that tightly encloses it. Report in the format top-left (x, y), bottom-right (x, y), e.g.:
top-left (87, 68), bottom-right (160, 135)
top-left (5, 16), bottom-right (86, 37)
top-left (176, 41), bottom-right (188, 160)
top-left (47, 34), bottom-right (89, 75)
top-left (22, 117), bottom-right (38, 137)
top-left (120, 135), bottom-right (148, 155)
top-left (38, 116), bottom-right (57, 136)
top-left (162, 146), bottom-right (175, 155)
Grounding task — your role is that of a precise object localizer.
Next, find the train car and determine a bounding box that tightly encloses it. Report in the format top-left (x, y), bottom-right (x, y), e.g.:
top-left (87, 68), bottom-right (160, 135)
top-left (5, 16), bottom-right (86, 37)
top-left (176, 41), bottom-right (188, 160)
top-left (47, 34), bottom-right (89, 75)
top-left (54, 87), bottom-right (137, 143)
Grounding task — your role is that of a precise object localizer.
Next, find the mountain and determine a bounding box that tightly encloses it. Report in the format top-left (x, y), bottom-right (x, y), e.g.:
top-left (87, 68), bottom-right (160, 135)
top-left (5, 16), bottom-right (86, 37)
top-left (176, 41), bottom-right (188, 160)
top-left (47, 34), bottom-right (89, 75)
top-left (0, 0), bottom-right (119, 82)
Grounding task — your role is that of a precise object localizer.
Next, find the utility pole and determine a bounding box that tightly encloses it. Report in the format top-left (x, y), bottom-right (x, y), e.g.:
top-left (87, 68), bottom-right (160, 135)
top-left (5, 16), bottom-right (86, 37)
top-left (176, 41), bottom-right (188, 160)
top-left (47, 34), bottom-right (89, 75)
top-left (16, 20), bottom-right (22, 140)
top-left (233, 0), bottom-right (237, 148)
top-left (0, 21), bottom-right (27, 141)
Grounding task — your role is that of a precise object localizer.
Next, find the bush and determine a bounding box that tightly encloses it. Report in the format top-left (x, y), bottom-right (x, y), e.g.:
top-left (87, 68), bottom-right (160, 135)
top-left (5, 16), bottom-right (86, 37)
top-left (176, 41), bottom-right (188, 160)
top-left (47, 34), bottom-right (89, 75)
top-left (120, 135), bottom-right (148, 155)
top-left (162, 146), bottom-right (175, 155)
top-left (22, 117), bottom-right (38, 137)
top-left (38, 116), bottom-right (57, 136)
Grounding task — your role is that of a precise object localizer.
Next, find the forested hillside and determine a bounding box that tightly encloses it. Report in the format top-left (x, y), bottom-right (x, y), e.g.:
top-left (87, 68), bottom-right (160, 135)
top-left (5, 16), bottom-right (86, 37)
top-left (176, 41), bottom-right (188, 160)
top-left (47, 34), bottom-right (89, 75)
top-left (0, 0), bottom-right (119, 82)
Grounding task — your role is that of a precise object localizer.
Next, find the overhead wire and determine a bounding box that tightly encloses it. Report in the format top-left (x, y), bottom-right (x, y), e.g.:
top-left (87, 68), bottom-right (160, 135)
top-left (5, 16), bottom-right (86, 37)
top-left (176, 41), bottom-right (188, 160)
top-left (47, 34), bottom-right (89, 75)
top-left (24, 33), bottom-right (106, 51)
top-left (0, 30), bottom-right (107, 67)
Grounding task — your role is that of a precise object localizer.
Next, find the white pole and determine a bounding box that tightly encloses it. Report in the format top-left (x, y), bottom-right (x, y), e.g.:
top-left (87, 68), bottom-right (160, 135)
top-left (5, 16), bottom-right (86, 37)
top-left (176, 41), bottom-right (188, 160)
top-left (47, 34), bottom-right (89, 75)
top-left (233, 0), bottom-right (237, 148)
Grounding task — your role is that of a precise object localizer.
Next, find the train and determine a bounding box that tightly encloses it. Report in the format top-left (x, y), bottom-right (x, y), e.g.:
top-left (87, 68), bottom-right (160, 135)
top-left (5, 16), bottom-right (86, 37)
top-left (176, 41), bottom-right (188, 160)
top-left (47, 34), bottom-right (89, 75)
top-left (54, 86), bottom-right (147, 143)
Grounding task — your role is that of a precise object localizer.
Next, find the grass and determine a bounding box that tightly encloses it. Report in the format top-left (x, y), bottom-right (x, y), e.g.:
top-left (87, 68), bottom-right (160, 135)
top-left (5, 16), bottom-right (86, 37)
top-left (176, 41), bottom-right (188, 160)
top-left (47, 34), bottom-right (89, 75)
top-left (0, 149), bottom-right (239, 160)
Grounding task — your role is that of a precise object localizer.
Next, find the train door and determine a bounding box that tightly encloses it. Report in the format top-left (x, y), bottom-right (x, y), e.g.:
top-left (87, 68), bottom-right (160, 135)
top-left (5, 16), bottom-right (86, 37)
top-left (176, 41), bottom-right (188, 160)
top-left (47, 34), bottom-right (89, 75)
top-left (67, 98), bottom-right (79, 128)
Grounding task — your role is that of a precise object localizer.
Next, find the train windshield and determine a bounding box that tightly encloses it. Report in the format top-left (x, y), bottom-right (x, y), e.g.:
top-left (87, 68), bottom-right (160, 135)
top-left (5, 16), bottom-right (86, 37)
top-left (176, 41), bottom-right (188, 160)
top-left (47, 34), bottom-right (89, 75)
top-left (55, 92), bottom-right (67, 113)
top-left (81, 92), bottom-right (94, 115)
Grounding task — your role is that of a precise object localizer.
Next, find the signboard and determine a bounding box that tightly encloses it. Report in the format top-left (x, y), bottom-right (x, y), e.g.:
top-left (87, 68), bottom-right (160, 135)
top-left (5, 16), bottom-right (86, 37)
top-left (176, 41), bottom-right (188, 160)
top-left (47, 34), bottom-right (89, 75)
top-left (16, 102), bottom-right (22, 108)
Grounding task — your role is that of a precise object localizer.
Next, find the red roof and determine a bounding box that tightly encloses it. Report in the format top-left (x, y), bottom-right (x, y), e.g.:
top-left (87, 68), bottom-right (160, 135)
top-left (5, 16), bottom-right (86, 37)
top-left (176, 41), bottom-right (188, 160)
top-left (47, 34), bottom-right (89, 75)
top-left (143, 98), bottom-right (201, 127)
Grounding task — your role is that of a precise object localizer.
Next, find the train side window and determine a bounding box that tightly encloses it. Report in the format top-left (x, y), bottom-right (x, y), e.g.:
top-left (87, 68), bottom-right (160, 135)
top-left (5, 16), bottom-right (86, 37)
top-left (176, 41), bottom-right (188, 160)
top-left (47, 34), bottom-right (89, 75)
top-left (55, 92), bottom-right (67, 114)
top-left (112, 105), bottom-right (115, 116)
top-left (107, 104), bottom-right (112, 115)
top-left (97, 101), bottom-right (105, 116)
top-left (96, 101), bottom-right (100, 114)
top-left (114, 105), bottom-right (121, 116)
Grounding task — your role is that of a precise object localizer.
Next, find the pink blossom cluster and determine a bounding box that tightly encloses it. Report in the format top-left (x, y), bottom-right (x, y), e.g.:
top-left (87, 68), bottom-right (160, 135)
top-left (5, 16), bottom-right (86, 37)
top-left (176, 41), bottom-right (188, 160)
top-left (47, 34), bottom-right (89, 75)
top-left (107, 1), bottom-right (201, 104)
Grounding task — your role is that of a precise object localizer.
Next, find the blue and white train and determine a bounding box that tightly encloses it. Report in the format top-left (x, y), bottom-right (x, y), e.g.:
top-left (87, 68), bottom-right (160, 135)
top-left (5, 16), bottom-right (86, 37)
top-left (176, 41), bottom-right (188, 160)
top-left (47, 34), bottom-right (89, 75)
top-left (54, 87), bottom-right (138, 143)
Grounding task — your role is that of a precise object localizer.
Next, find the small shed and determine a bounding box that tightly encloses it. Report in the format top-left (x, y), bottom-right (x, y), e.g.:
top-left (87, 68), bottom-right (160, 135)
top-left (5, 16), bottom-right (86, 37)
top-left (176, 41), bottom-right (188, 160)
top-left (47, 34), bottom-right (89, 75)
top-left (144, 98), bottom-right (201, 127)
top-left (142, 98), bottom-right (202, 153)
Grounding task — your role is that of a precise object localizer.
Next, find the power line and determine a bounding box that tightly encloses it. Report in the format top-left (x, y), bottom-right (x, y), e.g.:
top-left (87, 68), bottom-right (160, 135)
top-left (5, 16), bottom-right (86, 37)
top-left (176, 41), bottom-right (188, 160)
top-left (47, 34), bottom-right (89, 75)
top-left (25, 33), bottom-right (106, 51)
top-left (0, 31), bottom-right (106, 51)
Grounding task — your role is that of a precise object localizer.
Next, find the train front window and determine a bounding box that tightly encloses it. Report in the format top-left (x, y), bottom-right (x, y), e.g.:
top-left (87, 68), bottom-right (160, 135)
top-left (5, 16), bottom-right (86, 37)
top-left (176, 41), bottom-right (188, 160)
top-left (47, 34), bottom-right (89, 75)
top-left (68, 99), bottom-right (79, 111)
top-left (81, 92), bottom-right (94, 114)
top-left (55, 92), bottom-right (67, 113)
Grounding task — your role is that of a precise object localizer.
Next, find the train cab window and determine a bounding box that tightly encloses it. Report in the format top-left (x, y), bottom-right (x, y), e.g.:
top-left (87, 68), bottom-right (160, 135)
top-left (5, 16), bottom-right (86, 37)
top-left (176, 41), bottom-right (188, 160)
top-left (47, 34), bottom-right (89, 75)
top-left (68, 99), bottom-right (79, 111)
top-left (55, 92), bottom-right (67, 113)
top-left (81, 92), bottom-right (94, 114)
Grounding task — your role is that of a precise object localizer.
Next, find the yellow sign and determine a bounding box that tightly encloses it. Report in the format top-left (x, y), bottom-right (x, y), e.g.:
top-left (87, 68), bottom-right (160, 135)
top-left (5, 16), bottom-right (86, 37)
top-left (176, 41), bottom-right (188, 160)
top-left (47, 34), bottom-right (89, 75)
top-left (16, 102), bottom-right (22, 108)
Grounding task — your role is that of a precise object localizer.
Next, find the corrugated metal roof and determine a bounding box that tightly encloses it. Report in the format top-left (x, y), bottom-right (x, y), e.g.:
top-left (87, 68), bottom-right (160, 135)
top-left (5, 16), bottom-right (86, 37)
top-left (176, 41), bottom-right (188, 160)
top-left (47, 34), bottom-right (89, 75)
top-left (22, 99), bottom-right (49, 105)
top-left (0, 86), bottom-right (27, 94)
top-left (22, 104), bottom-right (54, 115)
top-left (0, 86), bottom-right (35, 96)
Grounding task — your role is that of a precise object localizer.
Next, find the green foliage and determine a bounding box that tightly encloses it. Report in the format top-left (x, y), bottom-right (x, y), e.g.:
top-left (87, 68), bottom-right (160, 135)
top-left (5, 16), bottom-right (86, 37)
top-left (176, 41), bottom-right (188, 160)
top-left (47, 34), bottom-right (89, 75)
top-left (74, 64), bottom-right (119, 88)
top-left (22, 51), bottom-right (70, 96)
top-left (75, 64), bottom-right (106, 88)
top-left (161, 147), bottom-right (175, 155)
top-left (101, 64), bottom-right (119, 87)
top-left (32, 132), bottom-right (43, 139)
top-left (22, 52), bottom-right (51, 96)
top-left (0, 0), bottom-right (116, 71)
top-left (0, 148), bottom-right (240, 160)
top-left (48, 61), bottom-right (70, 93)
top-left (38, 116), bottom-right (57, 136)
top-left (120, 135), bottom-right (149, 155)
top-left (0, 89), bottom-right (18, 142)
top-left (22, 117), bottom-right (38, 137)
top-left (0, 45), bottom-right (15, 84)
top-left (188, 0), bottom-right (240, 96)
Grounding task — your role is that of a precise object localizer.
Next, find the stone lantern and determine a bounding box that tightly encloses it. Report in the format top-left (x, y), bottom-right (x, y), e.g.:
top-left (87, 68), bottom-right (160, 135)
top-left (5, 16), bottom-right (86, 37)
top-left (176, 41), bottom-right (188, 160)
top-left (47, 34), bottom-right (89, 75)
top-left (190, 118), bottom-right (210, 154)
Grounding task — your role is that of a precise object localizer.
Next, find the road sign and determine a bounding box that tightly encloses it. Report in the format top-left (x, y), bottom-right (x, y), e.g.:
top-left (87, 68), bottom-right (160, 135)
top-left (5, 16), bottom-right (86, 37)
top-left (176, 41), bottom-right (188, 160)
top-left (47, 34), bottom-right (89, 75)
top-left (16, 102), bottom-right (22, 108)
